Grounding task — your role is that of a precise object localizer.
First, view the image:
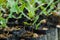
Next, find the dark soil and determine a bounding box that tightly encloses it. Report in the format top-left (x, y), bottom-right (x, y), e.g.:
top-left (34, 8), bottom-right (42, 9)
top-left (0, 27), bottom-right (46, 40)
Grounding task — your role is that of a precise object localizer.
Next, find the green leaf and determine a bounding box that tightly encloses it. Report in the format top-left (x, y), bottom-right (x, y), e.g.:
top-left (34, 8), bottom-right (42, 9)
top-left (28, 12), bottom-right (35, 18)
top-left (0, 17), bottom-right (7, 27)
top-left (32, 15), bottom-right (39, 25)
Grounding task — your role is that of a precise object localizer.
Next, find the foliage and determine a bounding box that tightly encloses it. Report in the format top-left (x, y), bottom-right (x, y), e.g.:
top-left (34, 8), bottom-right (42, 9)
top-left (0, 0), bottom-right (59, 29)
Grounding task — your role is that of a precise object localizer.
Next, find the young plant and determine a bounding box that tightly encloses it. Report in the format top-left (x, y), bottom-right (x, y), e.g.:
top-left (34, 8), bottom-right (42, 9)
top-left (0, 0), bottom-right (59, 29)
top-left (0, 11), bottom-right (7, 28)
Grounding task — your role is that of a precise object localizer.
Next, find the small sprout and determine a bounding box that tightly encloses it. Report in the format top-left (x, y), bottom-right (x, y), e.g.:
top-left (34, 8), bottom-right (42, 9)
top-left (27, 12), bottom-right (35, 18)
top-left (23, 22), bottom-right (31, 25)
